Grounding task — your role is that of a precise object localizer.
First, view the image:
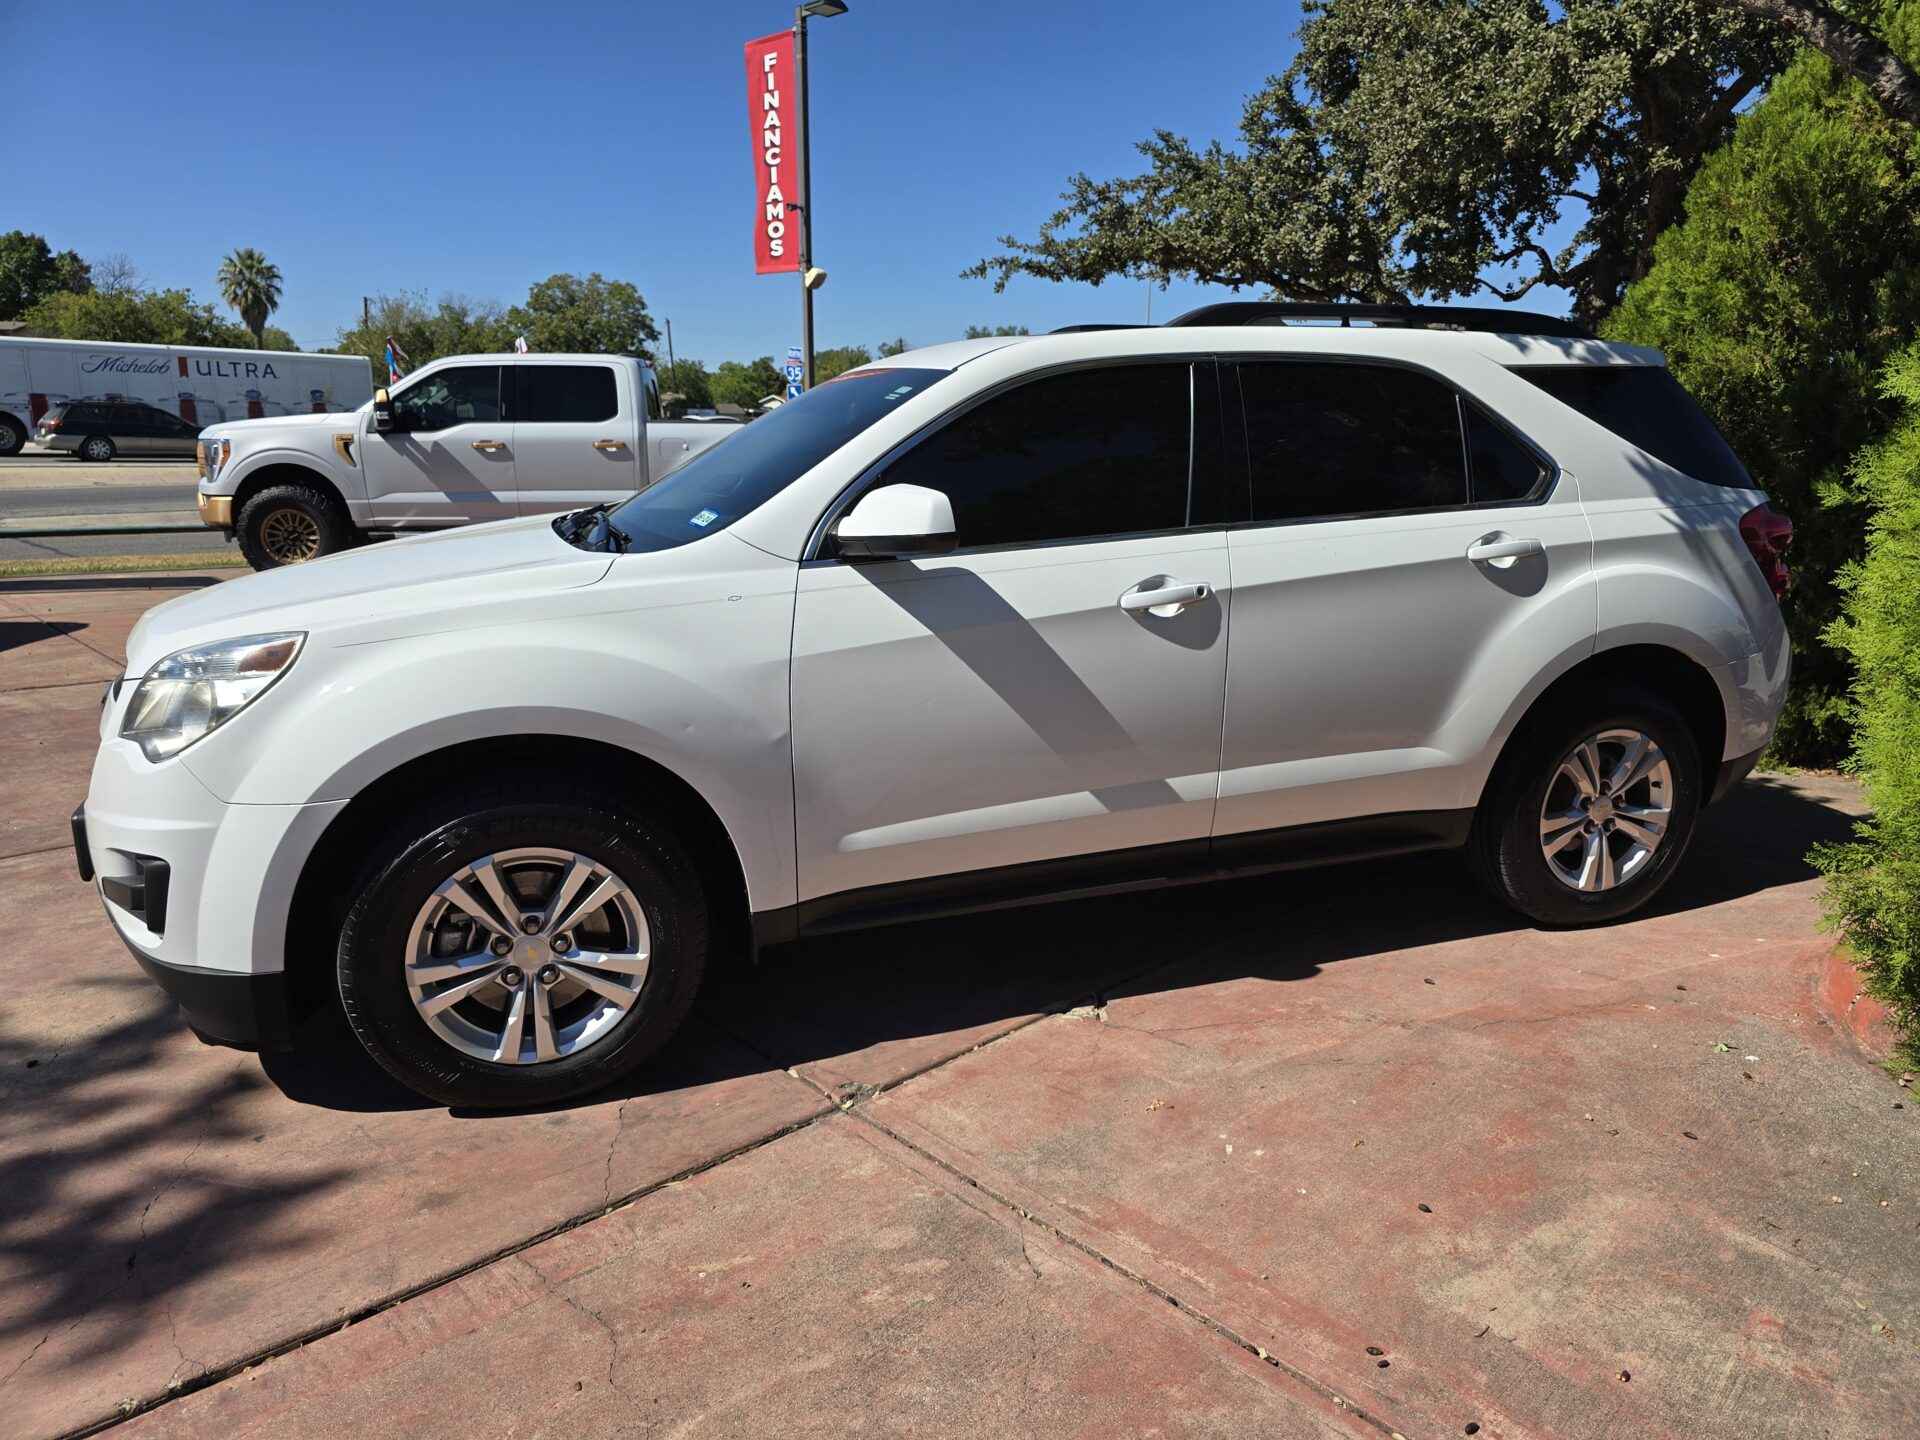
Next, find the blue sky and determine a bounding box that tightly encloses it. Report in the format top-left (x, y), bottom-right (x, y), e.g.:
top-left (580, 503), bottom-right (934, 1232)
top-left (11, 0), bottom-right (1576, 363)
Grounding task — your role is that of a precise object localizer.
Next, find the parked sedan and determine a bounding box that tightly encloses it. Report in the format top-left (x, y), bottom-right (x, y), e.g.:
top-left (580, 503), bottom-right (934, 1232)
top-left (37, 399), bottom-right (202, 461)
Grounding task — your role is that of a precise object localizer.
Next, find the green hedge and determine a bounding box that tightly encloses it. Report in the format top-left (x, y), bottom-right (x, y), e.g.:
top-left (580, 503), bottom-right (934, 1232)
top-left (1814, 345), bottom-right (1920, 1069)
top-left (1605, 3), bottom-right (1920, 765)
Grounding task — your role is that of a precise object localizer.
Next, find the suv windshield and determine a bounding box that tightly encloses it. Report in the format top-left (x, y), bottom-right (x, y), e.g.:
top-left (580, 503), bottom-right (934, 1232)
top-left (581, 367), bottom-right (947, 553)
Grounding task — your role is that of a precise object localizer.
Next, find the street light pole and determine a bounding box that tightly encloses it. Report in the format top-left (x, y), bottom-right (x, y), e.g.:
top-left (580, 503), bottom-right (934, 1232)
top-left (793, 0), bottom-right (847, 392)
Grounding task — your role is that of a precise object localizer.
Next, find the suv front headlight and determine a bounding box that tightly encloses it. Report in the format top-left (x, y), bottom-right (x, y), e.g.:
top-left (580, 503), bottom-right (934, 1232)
top-left (120, 632), bottom-right (304, 762)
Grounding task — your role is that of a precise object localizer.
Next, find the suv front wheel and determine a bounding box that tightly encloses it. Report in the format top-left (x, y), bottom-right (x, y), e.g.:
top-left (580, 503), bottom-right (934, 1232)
top-left (336, 782), bottom-right (711, 1108)
top-left (1472, 692), bottom-right (1702, 927)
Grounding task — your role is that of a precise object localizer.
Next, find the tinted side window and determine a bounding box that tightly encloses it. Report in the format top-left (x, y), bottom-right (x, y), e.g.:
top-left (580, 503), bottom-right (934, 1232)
top-left (882, 364), bottom-right (1192, 550)
top-left (391, 366), bottom-right (502, 431)
top-left (1465, 403), bottom-right (1550, 502)
top-left (1238, 363), bottom-right (1466, 522)
top-left (516, 365), bottom-right (619, 424)
top-left (1517, 365), bottom-right (1750, 488)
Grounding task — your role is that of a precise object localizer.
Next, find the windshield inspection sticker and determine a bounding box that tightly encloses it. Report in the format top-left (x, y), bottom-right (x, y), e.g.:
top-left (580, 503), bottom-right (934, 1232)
top-left (690, 508), bottom-right (720, 528)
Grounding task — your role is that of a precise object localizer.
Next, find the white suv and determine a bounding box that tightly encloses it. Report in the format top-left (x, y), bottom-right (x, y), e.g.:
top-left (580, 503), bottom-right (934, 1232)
top-left (74, 305), bottom-right (1793, 1108)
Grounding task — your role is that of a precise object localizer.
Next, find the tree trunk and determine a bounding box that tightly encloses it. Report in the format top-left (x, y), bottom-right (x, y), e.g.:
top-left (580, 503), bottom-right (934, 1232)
top-left (1725, 0), bottom-right (1920, 126)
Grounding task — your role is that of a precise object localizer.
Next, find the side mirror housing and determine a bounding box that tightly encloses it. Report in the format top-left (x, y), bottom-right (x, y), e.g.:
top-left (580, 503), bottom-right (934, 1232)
top-left (371, 388), bottom-right (394, 433)
top-left (834, 483), bottom-right (957, 560)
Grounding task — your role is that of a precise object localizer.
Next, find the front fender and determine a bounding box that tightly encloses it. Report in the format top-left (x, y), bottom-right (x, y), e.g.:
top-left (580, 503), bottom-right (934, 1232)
top-left (214, 443), bottom-right (369, 518)
top-left (180, 575), bottom-right (800, 913)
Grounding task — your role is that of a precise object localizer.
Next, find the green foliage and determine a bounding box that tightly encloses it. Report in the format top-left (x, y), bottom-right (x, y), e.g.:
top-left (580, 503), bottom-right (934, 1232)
top-left (504, 273), bottom-right (658, 357)
top-left (216, 247), bottom-right (283, 345)
top-left (964, 324), bottom-right (1030, 338)
top-left (655, 360), bottom-right (713, 416)
top-left (332, 292), bottom-right (513, 377)
top-left (814, 345), bottom-right (872, 382)
top-left (875, 337), bottom-right (910, 358)
top-left (712, 357), bottom-right (783, 408)
top-left (0, 231), bottom-right (91, 319)
top-left (1607, 4), bottom-right (1920, 763)
top-left (968, 0), bottom-right (1790, 322)
top-left (24, 287), bottom-right (252, 347)
top-left (1813, 344), bottom-right (1920, 1068)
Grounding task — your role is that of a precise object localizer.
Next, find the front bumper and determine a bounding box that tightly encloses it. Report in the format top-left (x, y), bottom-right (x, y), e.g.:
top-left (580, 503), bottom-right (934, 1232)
top-left (77, 708), bottom-right (347, 1051)
top-left (120, 924), bottom-right (293, 1050)
top-left (198, 492), bottom-right (233, 529)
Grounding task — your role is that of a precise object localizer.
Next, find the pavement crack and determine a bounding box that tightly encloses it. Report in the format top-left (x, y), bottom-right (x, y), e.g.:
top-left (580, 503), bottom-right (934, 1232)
top-left (843, 1105), bottom-right (1405, 1440)
top-left (602, 1098), bottom-right (635, 1210)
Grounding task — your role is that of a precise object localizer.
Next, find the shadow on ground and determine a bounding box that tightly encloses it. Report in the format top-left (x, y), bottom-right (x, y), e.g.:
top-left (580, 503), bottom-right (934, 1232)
top-left (0, 575), bottom-right (223, 595)
top-left (263, 774), bottom-right (1860, 1116)
top-left (0, 619), bottom-right (88, 653)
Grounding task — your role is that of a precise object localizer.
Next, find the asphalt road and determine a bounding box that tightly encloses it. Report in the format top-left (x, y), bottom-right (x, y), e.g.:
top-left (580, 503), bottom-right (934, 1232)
top-left (0, 456), bottom-right (220, 561)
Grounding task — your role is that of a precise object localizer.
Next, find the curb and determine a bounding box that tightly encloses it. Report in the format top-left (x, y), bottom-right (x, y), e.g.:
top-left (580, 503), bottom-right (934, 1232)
top-left (1817, 944), bottom-right (1897, 1060)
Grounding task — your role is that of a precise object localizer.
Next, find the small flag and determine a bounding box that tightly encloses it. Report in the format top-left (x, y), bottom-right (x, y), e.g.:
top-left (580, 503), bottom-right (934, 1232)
top-left (384, 336), bottom-right (411, 385)
top-left (513, 335), bottom-right (530, 354)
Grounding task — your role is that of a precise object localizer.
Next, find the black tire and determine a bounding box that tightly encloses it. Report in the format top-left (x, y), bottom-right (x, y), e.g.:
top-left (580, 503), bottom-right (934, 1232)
top-left (336, 781), bottom-right (711, 1109)
top-left (1470, 689), bottom-right (1702, 927)
top-left (78, 434), bottom-right (116, 462)
top-left (0, 416), bottom-right (25, 456)
top-left (235, 482), bottom-right (352, 569)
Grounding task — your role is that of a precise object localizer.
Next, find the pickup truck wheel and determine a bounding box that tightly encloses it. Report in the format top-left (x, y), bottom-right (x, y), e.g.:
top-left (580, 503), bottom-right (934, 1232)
top-left (1471, 690), bottom-right (1701, 927)
top-left (78, 434), bottom-right (116, 462)
top-left (236, 483), bottom-right (351, 569)
top-left (335, 782), bottom-right (711, 1109)
top-left (0, 417), bottom-right (25, 456)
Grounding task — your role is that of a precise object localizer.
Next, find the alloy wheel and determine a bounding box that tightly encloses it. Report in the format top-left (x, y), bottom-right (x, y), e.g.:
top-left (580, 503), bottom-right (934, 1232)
top-left (259, 506), bottom-right (322, 563)
top-left (403, 847), bottom-right (653, 1065)
top-left (1538, 728), bottom-right (1673, 892)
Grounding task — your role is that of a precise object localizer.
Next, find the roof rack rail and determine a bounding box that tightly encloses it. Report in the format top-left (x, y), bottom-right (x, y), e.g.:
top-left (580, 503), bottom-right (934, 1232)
top-left (1163, 301), bottom-right (1593, 340)
top-left (1048, 323), bottom-right (1151, 334)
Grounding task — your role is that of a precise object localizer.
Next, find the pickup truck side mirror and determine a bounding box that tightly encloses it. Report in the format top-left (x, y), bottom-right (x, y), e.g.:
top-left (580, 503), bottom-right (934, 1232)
top-left (834, 483), bottom-right (957, 560)
top-left (371, 388), bottom-right (394, 433)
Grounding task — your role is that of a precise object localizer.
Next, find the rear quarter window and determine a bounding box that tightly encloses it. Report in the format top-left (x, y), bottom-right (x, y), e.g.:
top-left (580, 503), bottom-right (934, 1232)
top-left (1516, 365), bottom-right (1751, 489)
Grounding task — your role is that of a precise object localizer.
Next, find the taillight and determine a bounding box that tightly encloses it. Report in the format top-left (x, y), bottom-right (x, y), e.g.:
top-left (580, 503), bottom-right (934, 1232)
top-left (1739, 502), bottom-right (1792, 600)
top-left (41, 417), bottom-right (61, 431)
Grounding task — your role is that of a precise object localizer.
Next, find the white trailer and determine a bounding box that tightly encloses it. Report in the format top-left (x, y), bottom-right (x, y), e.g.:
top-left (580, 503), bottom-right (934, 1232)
top-left (0, 336), bottom-right (372, 455)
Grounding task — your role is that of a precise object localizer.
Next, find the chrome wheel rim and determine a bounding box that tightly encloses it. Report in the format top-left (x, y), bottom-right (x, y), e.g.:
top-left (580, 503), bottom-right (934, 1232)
top-left (259, 507), bottom-right (321, 563)
top-left (1539, 728), bottom-right (1673, 892)
top-left (82, 437), bottom-right (112, 460)
top-left (404, 847), bottom-right (652, 1066)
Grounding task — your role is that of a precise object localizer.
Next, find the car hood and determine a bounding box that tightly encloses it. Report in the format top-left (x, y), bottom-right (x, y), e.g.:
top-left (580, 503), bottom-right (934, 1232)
top-left (125, 514), bottom-right (614, 673)
top-left (201, 411), bottom-right (354, 438)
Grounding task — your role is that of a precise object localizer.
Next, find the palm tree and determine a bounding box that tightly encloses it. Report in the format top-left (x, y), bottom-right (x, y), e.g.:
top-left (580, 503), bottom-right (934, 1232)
top-left (216, 248), bottom-right (283, 346)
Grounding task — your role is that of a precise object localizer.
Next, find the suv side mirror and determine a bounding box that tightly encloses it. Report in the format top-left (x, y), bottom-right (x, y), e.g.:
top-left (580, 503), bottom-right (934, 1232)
top-left (371, 388), bottom-right (394, 433)
top-left (834, 483), bottom-right (957, 560)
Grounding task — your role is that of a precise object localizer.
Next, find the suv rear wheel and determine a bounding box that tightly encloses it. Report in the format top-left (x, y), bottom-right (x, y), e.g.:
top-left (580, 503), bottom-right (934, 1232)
top-left (236, 481), bottom-right (352, 569)
top-left (78, 434), bottom-right (116, 462)
top-left (1472, 691), bottom-right (1702, 926)
top-left (335, 782), bottom-right (711, 1108)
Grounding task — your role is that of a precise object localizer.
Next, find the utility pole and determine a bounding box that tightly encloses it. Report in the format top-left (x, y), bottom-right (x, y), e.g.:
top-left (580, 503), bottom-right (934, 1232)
top-left (665, 318), bottom-right (676, 373)
top-left (362, 296), bottom-right (371, 330)
top-left (793, 1), bottom-right (848, 391)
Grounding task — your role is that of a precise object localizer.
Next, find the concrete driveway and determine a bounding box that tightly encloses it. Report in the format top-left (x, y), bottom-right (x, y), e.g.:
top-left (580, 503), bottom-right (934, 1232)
top-left (1, 572), bottom-right (1913, 1439)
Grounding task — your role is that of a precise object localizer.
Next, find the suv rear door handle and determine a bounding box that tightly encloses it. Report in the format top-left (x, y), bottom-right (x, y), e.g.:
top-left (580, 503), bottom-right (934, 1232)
top-left (1466, 535), bottom-right (1543, 568)
top-left (592, 439), bottom-right (626, 451)
top-left (470, 439), bottom-right (507, 453)
top-left (1120, 579), bottom-right (1210, 617)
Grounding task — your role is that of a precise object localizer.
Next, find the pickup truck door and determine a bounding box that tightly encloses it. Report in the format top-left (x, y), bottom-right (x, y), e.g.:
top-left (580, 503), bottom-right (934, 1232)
top-left (509, 362), bottom-right (641, 515)
top-left (358, 363), bottom-right (514, 526)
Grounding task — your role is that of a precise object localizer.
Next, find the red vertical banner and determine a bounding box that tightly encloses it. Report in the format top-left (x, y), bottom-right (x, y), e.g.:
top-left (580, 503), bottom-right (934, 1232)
top-left (745, 30), bottom-right (800, 275)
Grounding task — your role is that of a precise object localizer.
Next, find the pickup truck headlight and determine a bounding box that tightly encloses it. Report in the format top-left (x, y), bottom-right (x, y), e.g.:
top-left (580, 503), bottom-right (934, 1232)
top-left (203, 437), bottom-right (232, 477)
top-left (120, 633), bottom-right (304, 762)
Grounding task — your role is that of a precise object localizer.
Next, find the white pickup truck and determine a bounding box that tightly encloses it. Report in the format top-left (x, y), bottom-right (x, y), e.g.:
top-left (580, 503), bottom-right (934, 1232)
top-left (195, 353), bottom-right (740, 569)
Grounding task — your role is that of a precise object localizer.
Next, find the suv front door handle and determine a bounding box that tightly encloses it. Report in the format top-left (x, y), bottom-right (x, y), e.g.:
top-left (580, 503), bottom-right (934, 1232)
top-left (470, 439), bottom-right (507, 453)
top-left (1120, 578), bottom-right (1210, 618)
top-left (1466, 535), bottom-right (1544, 568)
